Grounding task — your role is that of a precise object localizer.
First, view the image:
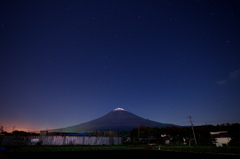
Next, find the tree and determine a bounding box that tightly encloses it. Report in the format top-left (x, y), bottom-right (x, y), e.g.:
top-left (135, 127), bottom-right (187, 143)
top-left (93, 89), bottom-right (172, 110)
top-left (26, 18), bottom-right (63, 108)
top-left (228, 123), bottom-right (240, 146)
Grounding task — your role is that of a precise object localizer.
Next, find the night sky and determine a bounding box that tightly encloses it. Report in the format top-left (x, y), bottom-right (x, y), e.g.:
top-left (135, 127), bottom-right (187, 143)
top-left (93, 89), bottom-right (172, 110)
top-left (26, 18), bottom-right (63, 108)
top-left (1, 0), bottom-right (240, 132)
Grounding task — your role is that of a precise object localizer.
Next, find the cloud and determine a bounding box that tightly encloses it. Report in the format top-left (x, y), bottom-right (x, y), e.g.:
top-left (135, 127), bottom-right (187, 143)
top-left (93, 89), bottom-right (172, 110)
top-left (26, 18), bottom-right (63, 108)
top-left (217, 80), bottom-right (227, 85)
top-left (217, 69), bottom-right (240, 85)
top-left (229, 69), bottom-right (240, 79)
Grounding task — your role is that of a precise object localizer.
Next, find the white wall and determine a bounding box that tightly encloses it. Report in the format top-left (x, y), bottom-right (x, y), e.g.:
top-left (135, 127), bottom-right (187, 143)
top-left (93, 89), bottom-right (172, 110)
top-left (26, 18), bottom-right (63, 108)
top-left (0, 136), bottom-right (122, 146)
top-left (215, 137), bottom-right (231, 146)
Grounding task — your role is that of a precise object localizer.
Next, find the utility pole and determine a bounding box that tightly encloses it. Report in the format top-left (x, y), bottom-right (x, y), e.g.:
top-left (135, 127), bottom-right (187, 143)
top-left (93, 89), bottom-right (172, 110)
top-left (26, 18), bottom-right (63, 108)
top-left (189, 116), bottom-right (197, 146)
top-left (0, 126), bottom-right (3, 133)
top-left (12, 125), bottom-right (15, 133)
top-left (138, 125), bottom-right (140, 143)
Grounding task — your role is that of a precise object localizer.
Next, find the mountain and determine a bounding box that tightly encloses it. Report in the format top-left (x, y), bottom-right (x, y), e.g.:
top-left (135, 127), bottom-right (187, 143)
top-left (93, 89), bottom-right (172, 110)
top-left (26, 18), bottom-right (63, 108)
top-left (50, 108), bottom-right (176, 132)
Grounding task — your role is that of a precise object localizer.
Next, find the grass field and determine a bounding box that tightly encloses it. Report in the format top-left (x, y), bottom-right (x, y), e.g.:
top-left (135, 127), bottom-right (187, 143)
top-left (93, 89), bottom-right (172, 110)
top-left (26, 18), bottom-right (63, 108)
top-left (1, 145), bottom-right (240, 159)
top-left (154, 145), bottom-right (240, 154)
top-left (4, 145), bottom-right (143, 152)
top-left (2, 145), bottom-right (240, 154)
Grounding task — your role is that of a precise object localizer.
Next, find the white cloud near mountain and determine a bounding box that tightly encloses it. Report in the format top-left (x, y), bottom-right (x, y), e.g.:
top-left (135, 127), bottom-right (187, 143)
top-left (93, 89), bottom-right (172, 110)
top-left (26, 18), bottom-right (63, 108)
top-left (217, 69), bottom-right (240, 85)
top-left (229, 70), bottom-right (240, 79)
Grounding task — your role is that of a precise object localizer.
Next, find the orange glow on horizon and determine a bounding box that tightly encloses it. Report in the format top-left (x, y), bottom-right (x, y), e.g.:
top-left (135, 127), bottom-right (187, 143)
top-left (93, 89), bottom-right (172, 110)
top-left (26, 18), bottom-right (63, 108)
top-left (1, 120), bottom-right (47, 133)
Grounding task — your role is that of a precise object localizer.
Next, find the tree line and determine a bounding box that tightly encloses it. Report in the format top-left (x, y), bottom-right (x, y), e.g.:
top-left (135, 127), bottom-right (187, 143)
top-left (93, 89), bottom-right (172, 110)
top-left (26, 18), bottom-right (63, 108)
top-left (1, 123), bottom-right (239, 146)
top-left (126, 123), bottom-right (240, 146)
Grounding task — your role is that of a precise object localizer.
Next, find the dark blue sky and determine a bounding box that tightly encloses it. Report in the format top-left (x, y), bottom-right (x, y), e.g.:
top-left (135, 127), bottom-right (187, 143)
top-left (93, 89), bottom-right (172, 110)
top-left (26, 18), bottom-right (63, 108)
top-left (1, 0), bottom-right (240, 132)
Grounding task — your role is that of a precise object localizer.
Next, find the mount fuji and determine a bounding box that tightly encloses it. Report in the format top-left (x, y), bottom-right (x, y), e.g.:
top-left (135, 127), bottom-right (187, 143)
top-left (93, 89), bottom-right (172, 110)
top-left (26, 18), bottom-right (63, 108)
top-left (51, 108), bottom-right (176, 132)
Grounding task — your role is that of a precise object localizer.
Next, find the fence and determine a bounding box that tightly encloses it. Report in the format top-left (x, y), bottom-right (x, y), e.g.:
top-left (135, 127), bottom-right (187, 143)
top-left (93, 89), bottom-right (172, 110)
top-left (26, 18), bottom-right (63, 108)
top-left (0, 136), bottom-right (122, 146)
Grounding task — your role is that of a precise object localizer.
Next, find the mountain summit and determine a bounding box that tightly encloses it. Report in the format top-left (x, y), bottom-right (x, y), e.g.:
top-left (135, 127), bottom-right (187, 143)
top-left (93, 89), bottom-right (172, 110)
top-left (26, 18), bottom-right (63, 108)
top-left (113, 107), bottom-right (126, 111)
top-left (52, 108), bottom-right (176, 132)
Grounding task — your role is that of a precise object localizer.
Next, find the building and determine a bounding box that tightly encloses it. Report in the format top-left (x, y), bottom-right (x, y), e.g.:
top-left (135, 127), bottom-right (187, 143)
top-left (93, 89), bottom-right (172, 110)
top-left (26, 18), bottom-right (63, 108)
top-left (210, 131), bottom-right (231, 147)
top-left (40, 131), bottom-right (48, 136)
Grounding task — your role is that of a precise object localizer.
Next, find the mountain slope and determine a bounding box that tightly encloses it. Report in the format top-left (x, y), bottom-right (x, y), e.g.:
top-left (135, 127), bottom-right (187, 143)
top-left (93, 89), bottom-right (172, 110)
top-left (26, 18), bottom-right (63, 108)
top-left (51, 108), bottom-right (176, 132)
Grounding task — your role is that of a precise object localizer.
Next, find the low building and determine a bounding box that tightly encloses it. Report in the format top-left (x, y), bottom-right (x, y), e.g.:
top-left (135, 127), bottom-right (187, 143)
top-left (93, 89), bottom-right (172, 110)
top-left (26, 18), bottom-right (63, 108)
top-left (40, 131), bottom-right (48, 136)
top-left (210, 131), bottom-right (231, 147)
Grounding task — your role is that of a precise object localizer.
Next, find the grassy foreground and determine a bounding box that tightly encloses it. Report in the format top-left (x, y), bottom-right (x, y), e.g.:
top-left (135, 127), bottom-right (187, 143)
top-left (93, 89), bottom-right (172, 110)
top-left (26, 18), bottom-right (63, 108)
top-left (4, 145), bottom-right (143, 152)
top-left (153, 146), bottom-right (240, 155)
top-left (3, 145), bottom-right (240, 155)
